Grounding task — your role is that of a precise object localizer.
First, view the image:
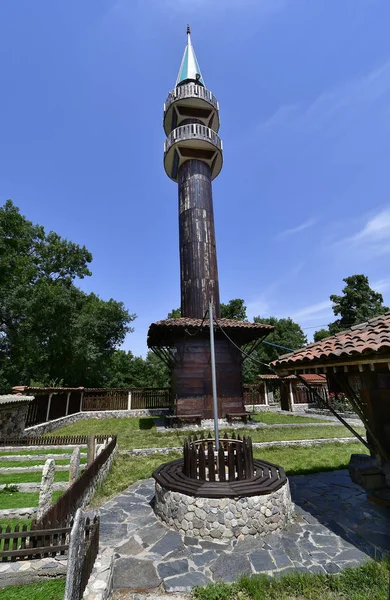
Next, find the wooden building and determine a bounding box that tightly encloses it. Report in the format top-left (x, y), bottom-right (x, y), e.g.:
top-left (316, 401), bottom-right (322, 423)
top-left (257, 373), bottom-right (328, 411)
top-left (148, 318), bottom-right (273, 419)
top-left (272, 313), bottom-right (390, 502)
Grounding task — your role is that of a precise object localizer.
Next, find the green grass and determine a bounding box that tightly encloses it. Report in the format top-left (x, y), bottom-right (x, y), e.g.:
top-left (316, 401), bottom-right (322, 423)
top-left (254, 442), bottom-right (369, 475)
top-left (0, 471), bottom-right (69, 485)
top-left (192, 560), bottom-right (389, 600)
top-left (0, 448), bottom-right (86, 457)
top-left (0, 578), bottom-right (65, 600)
top-left (51, 417), bottom-right (365, 450)
top-left (0, 519), bottom-right (32, 529)
top-left (91, 442), bottom-right (367, 506)
top-left (0, 489), bottom-right (63, 510)
top-left (250, 412), bottom-right (328, 424)
top-left (0, 458), bottom-right (87, 468)
top-left (91, 451), bottom-right (181, 506)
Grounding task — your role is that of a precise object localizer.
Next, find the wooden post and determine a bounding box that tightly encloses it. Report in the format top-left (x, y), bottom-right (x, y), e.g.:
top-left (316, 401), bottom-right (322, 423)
top-left (46, 393), bottom-right (53, 422)
top-left (288, 382), bottom-right (294, 412)
top-left (263, 381), bottom-right (269, 406)
top-left (65, 392), bottom-right (71, 416)
top-left (127, 392), bottom-right (132, 411)
top-left (79, 391), bottom-right (84, 413)
top-left (87, 435), bottom-right (95, 466)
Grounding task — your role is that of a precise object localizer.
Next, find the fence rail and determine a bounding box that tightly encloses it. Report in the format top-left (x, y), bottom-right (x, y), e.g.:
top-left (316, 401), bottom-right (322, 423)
top-left (0, 520), bottom-right (71, 562)
top-left (36, 437), bottom-right (117, 527)
top-left (0, 434), bottom-right (113, 447)
top-left (243, 385), bottom-right (266, 405)
top-left (80, 515), bottom-right (100, 597)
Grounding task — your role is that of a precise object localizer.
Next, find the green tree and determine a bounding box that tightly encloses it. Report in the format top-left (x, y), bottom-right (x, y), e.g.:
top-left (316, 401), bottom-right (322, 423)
top-left (220, 299), bottom-right (247, 321)
top-left (313, 328), bottom-right (331, 342)
top-left (106, 350), bottom-right (169, 388)
top-left (327, 274), bottom-right (388, 335)
top-left (167, 308), bottom-right (181, 319)
top-left (0, 200), bottom-right (135, 389)
top-left (243, 316), bottom-right (307, 382)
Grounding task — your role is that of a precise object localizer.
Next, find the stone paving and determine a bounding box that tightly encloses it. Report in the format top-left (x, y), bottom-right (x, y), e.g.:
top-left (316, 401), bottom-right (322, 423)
top-left (99, 470), bottom-right (389, 593)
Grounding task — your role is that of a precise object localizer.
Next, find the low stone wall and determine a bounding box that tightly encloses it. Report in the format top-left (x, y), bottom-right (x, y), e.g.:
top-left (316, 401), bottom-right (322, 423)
top-left (25, 409), bottom-right (169, 436)
top-left (154, 481), bottom-right (293, 541)
top-left (0, 507), bottom-right (37, 520)
top-left (0, 556), bottom-right (67, 588)
top-left (0, 403), bottom-right (30, 438)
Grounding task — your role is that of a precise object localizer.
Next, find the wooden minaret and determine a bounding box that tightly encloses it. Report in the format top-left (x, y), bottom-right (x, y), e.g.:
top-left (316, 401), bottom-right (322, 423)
top-left (163, 26), bottom-right (222, 320)
top-left (148, 28), bottom-right (273, 419)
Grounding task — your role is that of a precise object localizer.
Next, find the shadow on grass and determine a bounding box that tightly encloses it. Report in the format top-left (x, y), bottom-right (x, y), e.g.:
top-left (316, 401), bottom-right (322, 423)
top-left (139, 418), bottom-right (156, 430)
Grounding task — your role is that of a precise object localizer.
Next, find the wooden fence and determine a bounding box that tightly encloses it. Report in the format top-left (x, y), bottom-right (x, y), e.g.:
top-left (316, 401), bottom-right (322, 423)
top-left (24, 387), bottom-right (173, 427)
top-left (80, 515), bottom-right (100, 597)
top-left (243, 384), bottom-right (266, 405)
top-left (0, 521), bottom-right (70, 561)
top-left (0, 434), bottom-right (113, 447)
top-left (36, 437), bottom-right (117, 527)
top-left (183, 433), bottom-right (254, 482)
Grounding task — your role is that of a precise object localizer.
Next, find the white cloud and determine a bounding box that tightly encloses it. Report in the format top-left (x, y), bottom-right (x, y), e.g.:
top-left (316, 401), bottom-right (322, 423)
top-left (372, 278), bottom-right (390, 294)
top-left (277, 217), bottom-right (318, 238)
top-left (290, 300), bottom-right (333, 322)
top-left (339, 208), bottom-right (390, 257)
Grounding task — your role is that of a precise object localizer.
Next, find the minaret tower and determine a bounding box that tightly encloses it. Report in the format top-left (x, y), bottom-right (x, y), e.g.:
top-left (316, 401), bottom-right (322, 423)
top-left (163, 26), bottom-right (222, 319)
top-left (148, 28), bottom-right (273, 420)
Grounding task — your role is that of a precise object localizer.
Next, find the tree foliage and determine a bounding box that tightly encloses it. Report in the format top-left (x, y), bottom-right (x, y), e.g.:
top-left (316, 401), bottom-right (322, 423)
top-left (105, 350), bottom-right (169, 388)
top-left (0, 200), bottom-right (135, 390)
top-left (314, 274), bottom-right (389, 340)
top-left (167, 308), bottom-right (181, 319)
top-left (243, 316), bottom-right (307, 382)
top-left (220, 299), bottom-right (247, 321)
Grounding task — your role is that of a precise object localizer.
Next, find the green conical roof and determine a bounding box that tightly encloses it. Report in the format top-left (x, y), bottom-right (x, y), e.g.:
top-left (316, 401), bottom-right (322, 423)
top-left (175, 26), bottom-right (205, 88)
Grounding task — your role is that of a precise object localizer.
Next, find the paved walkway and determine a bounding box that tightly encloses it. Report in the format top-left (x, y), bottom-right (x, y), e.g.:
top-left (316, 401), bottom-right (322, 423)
top-left (99, 470), bottom-right (389, 594)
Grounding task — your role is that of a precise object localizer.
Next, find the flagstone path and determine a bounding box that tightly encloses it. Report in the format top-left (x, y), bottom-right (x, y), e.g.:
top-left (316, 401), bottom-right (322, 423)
top-left (99, 470), bottom-right (389, 594)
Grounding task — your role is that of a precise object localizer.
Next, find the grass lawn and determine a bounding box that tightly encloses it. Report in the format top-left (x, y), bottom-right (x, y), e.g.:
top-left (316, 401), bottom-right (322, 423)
top-left (192, 560), bottom-right (389, 600)
top-left (0, 518), bottom-right (32, 529)
top-left (91, 441), bottom-right (367, 506)
top-left (0, 458), bottom-right (87, 468)
top-left (250, 412), bottom-right (328, 424)
top-left (0, 578), bottom-right (65, 600)
top-left (51, 418), bottom-right (365, 450)
top-left (0, 490), bottom-right (63, 510)
top-left (0, 448), bottom-right (86, 457)
top-left (0, 471), bottom-right (69, 485)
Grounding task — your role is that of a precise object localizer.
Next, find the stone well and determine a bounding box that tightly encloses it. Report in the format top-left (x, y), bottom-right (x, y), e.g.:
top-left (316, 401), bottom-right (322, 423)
top-left (153, 435), bottom-right (294, 541)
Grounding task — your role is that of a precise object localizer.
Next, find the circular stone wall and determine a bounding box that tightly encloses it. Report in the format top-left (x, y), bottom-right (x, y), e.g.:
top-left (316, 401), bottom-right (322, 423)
top-left (154, 481), bottom-right (294, 541)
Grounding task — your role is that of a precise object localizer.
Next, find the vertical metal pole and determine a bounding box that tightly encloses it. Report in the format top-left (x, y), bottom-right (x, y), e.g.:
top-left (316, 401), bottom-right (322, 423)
top-left (209, 300), bottom-right (219, 448)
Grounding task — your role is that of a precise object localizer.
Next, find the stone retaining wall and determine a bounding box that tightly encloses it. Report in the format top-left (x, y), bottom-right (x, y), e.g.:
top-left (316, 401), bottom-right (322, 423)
top-left (154, 481), bottom-right (293, 541)
top-left (25, 409), bottom-right (168, 436)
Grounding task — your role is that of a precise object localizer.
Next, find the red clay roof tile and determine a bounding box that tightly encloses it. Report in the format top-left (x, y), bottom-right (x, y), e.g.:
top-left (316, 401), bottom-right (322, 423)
top-left (272, 312), bottom-right (390, 368)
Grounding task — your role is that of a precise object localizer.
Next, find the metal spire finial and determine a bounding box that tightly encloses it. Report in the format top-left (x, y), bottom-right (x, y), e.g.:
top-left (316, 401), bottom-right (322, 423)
top-left (187, 25), bottom-right (191, 36)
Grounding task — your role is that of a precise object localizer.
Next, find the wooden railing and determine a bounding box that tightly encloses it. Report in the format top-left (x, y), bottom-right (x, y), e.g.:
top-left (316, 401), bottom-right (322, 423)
top-left (80, 515), bottom-right (100, 598)
top-left (0, 434), bottom-right (113, 447)
top-left (183, 433), bottom-right (254, 482)
top-left (36, 437), bottom-right (116, 527)
top-left (243, 384), bottom-right (266, 405)
top-left (130, 388), bottom-right (171, 409)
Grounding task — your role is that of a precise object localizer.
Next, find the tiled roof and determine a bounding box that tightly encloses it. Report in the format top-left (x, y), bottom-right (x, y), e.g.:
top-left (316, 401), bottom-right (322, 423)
top-left (258, 373), bottom-right (327, 384)
top-left (148, 318), bottom-right (274, 347)
top-left (0, 394), bottom-right (34, 406)
top-left (151, 318), bottom-right (274, 330)
top-left (272, 312), bottom-right (390, 369)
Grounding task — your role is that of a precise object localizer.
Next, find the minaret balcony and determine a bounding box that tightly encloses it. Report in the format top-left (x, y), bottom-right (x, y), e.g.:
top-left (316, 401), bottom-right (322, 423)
top-left (163, 84), bottom-right (220, 135)
top-left (164, 123), bottom-right (223, 182)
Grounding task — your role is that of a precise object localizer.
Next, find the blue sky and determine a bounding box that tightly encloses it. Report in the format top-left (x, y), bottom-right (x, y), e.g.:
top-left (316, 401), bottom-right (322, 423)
top-left (1, 0), bottom-right (390, 356)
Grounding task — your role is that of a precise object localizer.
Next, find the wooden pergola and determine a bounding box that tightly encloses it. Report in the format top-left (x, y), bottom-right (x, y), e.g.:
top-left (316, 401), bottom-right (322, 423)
top-left (272, 312), bottom-right (390, 502)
